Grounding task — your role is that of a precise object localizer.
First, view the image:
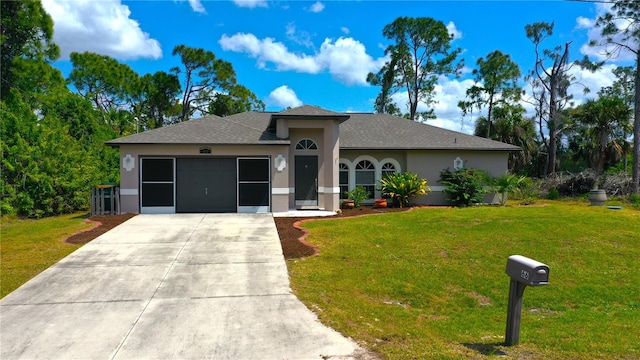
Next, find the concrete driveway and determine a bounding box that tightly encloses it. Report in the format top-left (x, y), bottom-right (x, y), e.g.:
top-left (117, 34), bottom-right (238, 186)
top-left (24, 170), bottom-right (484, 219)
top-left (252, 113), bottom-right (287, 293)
top-left (1, 214), bottom-right (363, 359)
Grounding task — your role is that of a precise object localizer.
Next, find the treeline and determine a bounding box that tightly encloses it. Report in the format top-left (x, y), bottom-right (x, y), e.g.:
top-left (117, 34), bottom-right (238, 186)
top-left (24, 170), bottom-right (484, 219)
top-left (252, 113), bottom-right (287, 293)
top-left (1, 0), bottom-right (263, 217)
top-left (368, 6), bottom-right (639, 193)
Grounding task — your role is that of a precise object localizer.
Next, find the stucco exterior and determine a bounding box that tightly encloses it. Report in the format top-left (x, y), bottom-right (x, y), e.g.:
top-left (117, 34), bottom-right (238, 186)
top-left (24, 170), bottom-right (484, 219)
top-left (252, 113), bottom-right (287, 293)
top-left (107, 106), bottom-right (519, 214)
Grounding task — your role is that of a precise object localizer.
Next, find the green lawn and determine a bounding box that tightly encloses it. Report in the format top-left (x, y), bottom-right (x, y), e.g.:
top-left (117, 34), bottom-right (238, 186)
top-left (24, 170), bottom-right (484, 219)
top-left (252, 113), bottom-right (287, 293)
top-left (1, 212), bottom-right (91, 298)
top-left (287, 201), bottom-right (640, 359)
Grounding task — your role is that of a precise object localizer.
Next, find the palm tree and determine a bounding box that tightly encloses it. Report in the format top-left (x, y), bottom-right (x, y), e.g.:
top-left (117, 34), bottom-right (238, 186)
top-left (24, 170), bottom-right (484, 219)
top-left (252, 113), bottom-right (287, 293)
top-left (474, 105), bottom-right (539, 174)
top-left (569, 97), bottom-right (632, 175)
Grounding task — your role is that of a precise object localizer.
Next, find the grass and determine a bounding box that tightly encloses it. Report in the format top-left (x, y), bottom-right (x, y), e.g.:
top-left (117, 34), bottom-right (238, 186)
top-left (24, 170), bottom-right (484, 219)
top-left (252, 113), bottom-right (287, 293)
top-left (287, 201), bottom-right (640, 359)
top-left (1, 212), bottom-right (92, 298)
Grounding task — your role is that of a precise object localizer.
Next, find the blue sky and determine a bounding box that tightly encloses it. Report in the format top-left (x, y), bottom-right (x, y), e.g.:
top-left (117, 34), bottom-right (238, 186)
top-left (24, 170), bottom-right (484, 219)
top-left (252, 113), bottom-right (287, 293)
top-left (41, 0), bottom-right (634, 134)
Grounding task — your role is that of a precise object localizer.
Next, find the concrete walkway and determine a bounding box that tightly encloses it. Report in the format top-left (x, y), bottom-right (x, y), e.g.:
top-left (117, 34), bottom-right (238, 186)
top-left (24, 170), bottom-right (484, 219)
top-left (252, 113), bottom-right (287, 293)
top-left (1, 214), bottom-right (363, 359)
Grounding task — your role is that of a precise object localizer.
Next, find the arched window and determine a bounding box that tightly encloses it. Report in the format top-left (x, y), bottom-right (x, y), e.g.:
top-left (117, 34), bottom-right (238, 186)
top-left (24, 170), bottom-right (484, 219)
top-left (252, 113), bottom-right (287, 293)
top-left (295, 138), bottom-right (318, 150)
top-left (339, 163), bottom-right (349, 199)
top-left (355, 160), bottom-right (375, 199)
top-left (381, 162), bottom-right (397, 179)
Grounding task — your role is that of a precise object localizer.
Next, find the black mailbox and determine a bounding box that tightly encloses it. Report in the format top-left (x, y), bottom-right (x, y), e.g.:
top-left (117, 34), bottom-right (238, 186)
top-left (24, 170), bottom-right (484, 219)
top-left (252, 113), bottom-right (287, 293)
top-left (506, 255), bottom-right (550, 286)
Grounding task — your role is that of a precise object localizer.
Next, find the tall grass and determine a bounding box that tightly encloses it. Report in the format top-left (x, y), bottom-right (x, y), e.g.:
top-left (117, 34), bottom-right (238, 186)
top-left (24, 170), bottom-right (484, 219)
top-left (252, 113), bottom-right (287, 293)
top-left (288, 202), bottom-right (640, 359)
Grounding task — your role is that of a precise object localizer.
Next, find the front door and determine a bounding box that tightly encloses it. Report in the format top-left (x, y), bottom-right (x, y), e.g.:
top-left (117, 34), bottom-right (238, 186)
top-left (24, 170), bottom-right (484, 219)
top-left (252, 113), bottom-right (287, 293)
top-left (295, 156), bottom-right (318, 207)
top-left (176, 158), bottom-right (237, 212)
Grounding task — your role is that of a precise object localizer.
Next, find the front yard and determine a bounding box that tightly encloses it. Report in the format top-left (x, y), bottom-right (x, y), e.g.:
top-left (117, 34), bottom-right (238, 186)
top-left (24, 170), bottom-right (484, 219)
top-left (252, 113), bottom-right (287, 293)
top-left (287, 201), bottom-right (640, 359)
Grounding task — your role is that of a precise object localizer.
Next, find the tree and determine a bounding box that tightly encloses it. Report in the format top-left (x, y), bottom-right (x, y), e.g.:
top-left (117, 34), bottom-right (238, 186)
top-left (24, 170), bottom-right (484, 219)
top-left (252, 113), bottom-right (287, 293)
top-left (136, 71), bottom-right (182, 129)
top-left (171, 45), bottom-right (236, 122)
top-left (474, 105), bottom-right (539, 174)
top-left (567, 97), bottom-right (632, 175)
top-left (366, 57), bottom-right (402, 116)
top-left (598, 66), bottom-right (636, 174)
top-left (208, 84), bottom-right (265, 117)
top-left (595, 0), bottom-right (640, 193)
top-left (0, 0), bottom-right (59, 99)
top-left (525, 22), bottom-right (589, 175)
top-left (68, 52), bottom-right (141, 113)
top-left (458, 50), bottom-right (522, 138)
top-left (368, 17), bottom-right (462, 121)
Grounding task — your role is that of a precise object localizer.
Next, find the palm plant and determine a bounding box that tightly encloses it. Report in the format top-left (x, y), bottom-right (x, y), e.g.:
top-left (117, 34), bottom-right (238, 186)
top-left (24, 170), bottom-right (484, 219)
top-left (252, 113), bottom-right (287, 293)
top-left (568, 97), bottom-right (632, 175)
top-left (379, 172), bottom-right (430, 208)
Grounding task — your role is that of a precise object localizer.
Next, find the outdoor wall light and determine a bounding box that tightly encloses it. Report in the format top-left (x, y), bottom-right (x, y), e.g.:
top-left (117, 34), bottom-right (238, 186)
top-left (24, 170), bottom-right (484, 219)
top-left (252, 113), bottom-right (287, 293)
top-left (123, 154), bottom-right (135, 172)
top-left (453, 156), bottom-right (464, 170)
top-left (275, 154), bottom-right (286, 172)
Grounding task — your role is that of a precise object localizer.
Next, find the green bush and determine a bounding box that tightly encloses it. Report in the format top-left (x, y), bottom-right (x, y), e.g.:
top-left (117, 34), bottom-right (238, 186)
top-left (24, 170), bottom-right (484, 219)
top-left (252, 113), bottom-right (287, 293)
top-left (345, 186), bottom-right (370, 207)
top-left (379, 172), bottom-right (430, 208)
top-left (439, 168), bottom-right (488, 207)
top-left (547, 188), bottom-right (560, 200)
top-left (629, 193), bottom-right (640, 209)
top-left (489, 174), bottom-right (527, 205)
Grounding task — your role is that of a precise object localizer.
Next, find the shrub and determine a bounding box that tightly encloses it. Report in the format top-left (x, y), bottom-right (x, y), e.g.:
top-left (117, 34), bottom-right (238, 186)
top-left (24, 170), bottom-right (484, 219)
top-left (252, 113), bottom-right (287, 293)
top-left (345, 186), bottom-right (370, 207)
top-left (546, 188), bottom-right (559, 200)
top-left (379, 172), bottom-right (430, 208)
top-left (490, 174), bottom-right (527, 205)
top-left (439, 168), bottom-right (488, 207)
top-left (629, 193), bottom-right (640, 209)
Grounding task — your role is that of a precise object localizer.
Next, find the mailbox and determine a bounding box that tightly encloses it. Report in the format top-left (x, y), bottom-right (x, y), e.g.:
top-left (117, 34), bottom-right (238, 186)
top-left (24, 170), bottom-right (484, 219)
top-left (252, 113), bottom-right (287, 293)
top-left (506, 255), bottom-right (549, 286)
top-left (504, 255), bottom-right (550, 346)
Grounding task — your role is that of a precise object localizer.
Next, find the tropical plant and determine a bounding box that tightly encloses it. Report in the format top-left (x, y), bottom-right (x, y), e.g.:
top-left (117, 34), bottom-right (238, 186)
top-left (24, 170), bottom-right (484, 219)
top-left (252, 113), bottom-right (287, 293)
top-left (439, 168), bottom-right (489, 207)
top-left (378, 172), bottom-right (430, 208)
top-left (567, 96), bottom-right (632, 175)
top-left (344, 186), bottom-right (370, 207)
top-left (489, 174), bottom-right (527, 205)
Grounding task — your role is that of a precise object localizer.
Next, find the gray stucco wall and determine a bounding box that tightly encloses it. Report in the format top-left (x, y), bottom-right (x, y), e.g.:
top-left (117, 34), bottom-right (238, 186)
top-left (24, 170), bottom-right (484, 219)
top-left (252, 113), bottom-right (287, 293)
top-left (339, 149), bottom-right (509, 206)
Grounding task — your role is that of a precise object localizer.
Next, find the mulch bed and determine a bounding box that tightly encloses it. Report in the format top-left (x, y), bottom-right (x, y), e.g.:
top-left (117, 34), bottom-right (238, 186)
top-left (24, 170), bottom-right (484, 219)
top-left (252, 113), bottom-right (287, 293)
top-left (63, 206), bottom-right (412, 257)
top-left (64, 213), bottom-right (137, 245)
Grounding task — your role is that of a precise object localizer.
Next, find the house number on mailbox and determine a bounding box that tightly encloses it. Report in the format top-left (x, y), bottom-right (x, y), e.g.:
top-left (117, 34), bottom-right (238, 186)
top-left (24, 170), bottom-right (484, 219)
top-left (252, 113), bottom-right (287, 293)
top-left (520, 270), bottom-right (529, 280)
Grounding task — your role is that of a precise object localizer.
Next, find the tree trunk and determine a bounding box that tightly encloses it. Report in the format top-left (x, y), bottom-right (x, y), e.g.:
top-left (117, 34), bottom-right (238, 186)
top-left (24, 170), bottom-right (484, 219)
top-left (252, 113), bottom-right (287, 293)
top-left (486, 95), bottom-right (494, 138)
top-left (632, 51), bottom-right (640, 194)
top-left (547, 78), bottom-right (558, 176)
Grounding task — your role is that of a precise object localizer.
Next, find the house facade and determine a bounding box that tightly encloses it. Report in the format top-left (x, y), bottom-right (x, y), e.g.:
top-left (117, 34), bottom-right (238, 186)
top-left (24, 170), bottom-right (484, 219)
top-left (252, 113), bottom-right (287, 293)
top-left (107, 105), bottom-right (520, 214)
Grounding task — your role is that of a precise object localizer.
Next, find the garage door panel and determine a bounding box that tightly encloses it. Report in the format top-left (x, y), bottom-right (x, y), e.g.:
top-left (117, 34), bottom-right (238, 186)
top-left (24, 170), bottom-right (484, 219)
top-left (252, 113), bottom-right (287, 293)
top-left (176, 158), bottom-right (237, 213)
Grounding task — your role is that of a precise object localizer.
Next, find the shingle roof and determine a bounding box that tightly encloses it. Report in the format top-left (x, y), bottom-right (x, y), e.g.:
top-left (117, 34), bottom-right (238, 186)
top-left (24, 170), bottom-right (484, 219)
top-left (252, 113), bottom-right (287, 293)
top-left (107, 106), bottom-right (520, 151)
top-left (106, 113), bottom-right (288, 145)
top-left (276, 105), bottom-right (345, 117)
top-left (340, 113), bottom-right (520, 151)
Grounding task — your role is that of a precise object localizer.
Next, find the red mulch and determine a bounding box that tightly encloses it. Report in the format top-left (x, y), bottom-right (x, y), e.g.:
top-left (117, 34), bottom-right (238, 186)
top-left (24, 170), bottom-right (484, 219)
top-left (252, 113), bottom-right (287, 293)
top-left (64, 206), bottom-right (412, 257)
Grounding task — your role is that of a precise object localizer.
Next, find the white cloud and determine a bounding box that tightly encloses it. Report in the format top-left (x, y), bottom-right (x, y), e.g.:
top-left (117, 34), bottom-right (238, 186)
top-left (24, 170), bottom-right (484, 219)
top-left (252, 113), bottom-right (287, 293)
top-left (447, 21), bottom-right (463, 40)
top-left (219, 33), bottom-right (321, 73)
top-left (267, 85), bottom-right (303, 108)
top-left (41, 0), bottom-right (161, 60)
top-left (285, 23), bottom-right (314, 48)
top-left (233, 0), bottom-right (268, 9)
top-left (219, 33), bottom-right (386, 86)
top-left (567, 63), bottom-right (617, 105)
top-left (187, 0), bottom-right (206, 14)
top-left (388, 77), bottom-right (477, 133)
top-left (341, 27), bottom-right (350, 35)
top-left (577, 3), bottom-right (638, 62)
top-left (309, 1), bottom-right (325, 13)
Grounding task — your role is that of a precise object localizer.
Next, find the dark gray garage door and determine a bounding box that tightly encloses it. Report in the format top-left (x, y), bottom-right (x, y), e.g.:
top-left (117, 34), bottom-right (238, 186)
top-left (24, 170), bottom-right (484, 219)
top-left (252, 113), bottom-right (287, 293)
top-left (176, 158), bottom-right (237, 213)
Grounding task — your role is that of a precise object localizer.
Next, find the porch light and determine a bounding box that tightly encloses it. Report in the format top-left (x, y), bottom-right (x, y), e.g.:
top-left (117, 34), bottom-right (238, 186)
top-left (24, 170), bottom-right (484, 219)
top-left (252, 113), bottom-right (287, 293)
top-left (453, 157), bottom-right (464, 170)
top-left (123, 154), bottom-right (135, 172)
top-left (275, 154), bottom-right (286, 172)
